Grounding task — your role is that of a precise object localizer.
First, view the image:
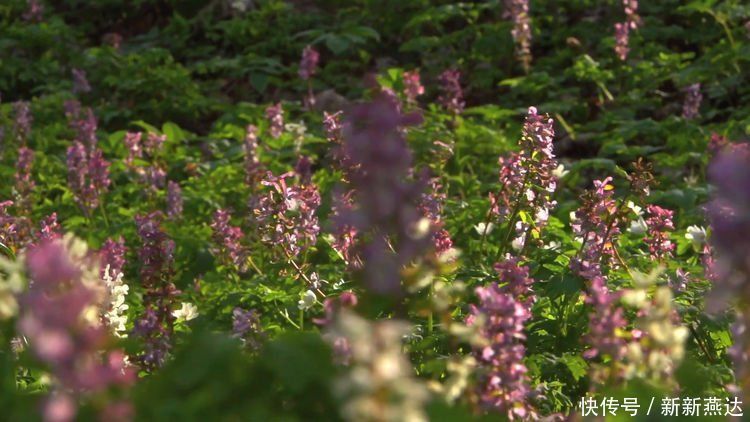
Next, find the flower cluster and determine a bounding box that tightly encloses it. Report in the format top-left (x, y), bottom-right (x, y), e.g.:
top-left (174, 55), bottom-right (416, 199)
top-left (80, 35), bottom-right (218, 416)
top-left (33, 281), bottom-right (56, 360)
top-left (266, 103), bottom-right (284, 138)
top-left (122, 131), bottom-right (167, 191)
top-left (166, 181), bottom-right (183, 219)
top-left (253, 172), bottom-right (320, 257)
top-left (402, 70), bottom-right (424, 105)
top-left (614, 0), bottom-right (641, 60)
top-left (419, 177), bottom-right (454, 257)
top-left (243, 125), bottom-right (263, 187)
top-left (644, 205), bottom-right (675, 260)
top-left (438, 69), bottom-right (465, 116)
top-left (583, 276), bottom-right (627, 376)
top-left (621, 276), bottom-right (688, 384)
top-left (232, 307), bottom-right (266, 352)
top-left (210, 209), bottom-right (245, 269)
top-left (13, 101), bottom-right (32, 142)
top-left (23, 0), bottom-right (44, 22)
top-left (100, 236), bottom-right (126, 278)
top-left (336, 94), bottom-right (427, 295)
top-left (570, 178), bottom-right (619, 279)
top-left (71, 68), bottom-right (91, 94)
top-left (18, 236), bottom-right (135, 421)
top-left (133, 212), bottom-right (178, 370)
top-left (505, 0), bottom-right (532, 71)
top-left (466, 261), bottom-right (536, 419)
top-left (331, 310), bottom-right (429, 422)
top-left (298, 45), bottom-right (320, 81)
top-left (682, 83), bottom-right (702, 120)
top-left (66, 141), bottom-right (111, 214)
top-left (64, 101), bottom-right (98, 149)
top-left (15, 146), bottom-right (35, 215)
top-left (491, 107), bottom-right (558, 252)
top-left (103, 266), bottom-right (129, 338)
top-left (706, 143), bottom-right (750, 394)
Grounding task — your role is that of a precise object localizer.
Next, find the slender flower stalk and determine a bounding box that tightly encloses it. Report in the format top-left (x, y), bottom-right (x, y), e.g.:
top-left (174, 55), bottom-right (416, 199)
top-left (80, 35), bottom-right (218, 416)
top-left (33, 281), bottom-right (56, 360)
top-left (644, 205), bottom-right (675, 260)
top-left (100, 236), bottom-right (127, 278)
top-left (72, 68), bottom-right (91, 94)
top-left (243, 125), bottom-right (263, 187)
top-left (438, 69), bottom-right (465, 116)
top-left (14, 146), bottom-right (35, 215)
top-left (335, 94), bottom-right (426, 295)
top-left (210, 209), bottom-right (245, 269)
top-left (706, 143), bottom-right (750, 395)
top-left (682, 83), bottom-right (702, 120)
top-left (491, 107), bottom-right (558, 255)
top-left (13, 101), bottom-right (32, 143)
top-left (133, 212), bottom-right (178, 371)
top-left (299, 45), bottom-right (320, 108)
top-left (166, 181), bottom-right (183, 219)
top-left (466, 259), bottom-right (537, 419)
top-left (402, 70), bottom-right (424, 106)
top-left (266, 103), bottom-right (284, 139)
top-left (504, 0), bottom-right (532, 71)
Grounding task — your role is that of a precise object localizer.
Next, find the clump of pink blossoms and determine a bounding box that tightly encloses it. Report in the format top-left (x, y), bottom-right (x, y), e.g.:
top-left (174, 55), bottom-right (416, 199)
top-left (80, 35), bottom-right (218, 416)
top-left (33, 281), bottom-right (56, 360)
top-left (466, 259), bottom-right (537, 420)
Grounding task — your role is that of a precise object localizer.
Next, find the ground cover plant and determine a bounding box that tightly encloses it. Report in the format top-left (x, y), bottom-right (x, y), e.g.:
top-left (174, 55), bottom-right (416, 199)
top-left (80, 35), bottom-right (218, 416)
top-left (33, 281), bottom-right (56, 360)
top-left (1, 0), bottom-right (750, 420)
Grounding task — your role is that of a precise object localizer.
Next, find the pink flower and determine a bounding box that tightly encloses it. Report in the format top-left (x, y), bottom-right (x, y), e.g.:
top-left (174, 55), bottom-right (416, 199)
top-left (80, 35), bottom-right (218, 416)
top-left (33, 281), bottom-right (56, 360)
top-left (299, 45), bottom-right (320, 81)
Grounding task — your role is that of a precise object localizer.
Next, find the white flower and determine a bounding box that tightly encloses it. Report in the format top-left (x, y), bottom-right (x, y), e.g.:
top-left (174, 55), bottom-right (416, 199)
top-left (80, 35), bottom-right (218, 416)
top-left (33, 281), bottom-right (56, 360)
top-left (535, 207), bottom-right (549, 224)
top-left (684, 225), bottom-right (707, 248)
top-left (552, 164), bottom-right (569, 179)
top-left (511, 235), bottom-right (526, 252)
top-left (474, 222), bottom-right (494, 236)
top-left (298, 290), bottom-right (317, 310)
top-left (628, 217), bottom-right (648, 235)
top-left (172, 302), bottom-right (199, 322)
top-left (543, 241), bottom-right (561, 250)
top-left (103, 265), bottom-right (129, 337)
top-left (626, 201), bottom-right (643, 217)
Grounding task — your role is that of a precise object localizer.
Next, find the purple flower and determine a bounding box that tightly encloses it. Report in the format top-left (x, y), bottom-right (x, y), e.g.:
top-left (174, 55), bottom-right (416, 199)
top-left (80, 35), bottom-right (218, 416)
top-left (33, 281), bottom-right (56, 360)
top-left (37, 213), bottom-right (61, 242)
top-left (72, 68), bottom-right (91, 94)
top-left (210, 209), bottom-right (245, 269)
top-left (266, 103), bottom-right (284, 139)
top-left (243, 125), bottom-right (263, 187)
top-left (644, 205), bottom-right (675, 260)
top-left (254, 172), bottom-right (321, 258)
top-left (438, 69), bottom-right (465, 115)
top-left (144, 133), bottom-right (166, 157)
top-left (490, 107), bottom-right (558, 251)
top-left (583, 276), bottom-right (627, 361)
top-left (330, 190), bottom-right (359, 266)
top-left (23, 0), bottom-right (44, 22)
top-left (569, 177), bottom-right (619, 279)
top-left (13, 101), bottom-right (32, 142)
top-left (504, 0), bottom-right (532, 70)
top-left (15, 146), bottom-right (35, 213)
top-left (682, 83), bottom-right (702, 120)
top-left (466, 263), bottom-right (536, 419)
top-left (100, 236), bottom-right (127, 277)
top-left (614, 22), bottom-right (630, 61)
top-left (123, 132), bottom-right (143, 167)
top-left (299, 45), bottom-right (320, 81)
top-left (66, 141), bottom-right (111, 213)
top-left (65, 101), bottom-right (98, 149)
top-left (134, 212), bottom-right (178, 370)
top-left (336, 94), bottom-right (426, 295)
top-left (20, 238), bottom-right (135, 421)
top-left (232, 307), bottom-right (266, 352)
top-left (166, 181), bottom-right (183, 219)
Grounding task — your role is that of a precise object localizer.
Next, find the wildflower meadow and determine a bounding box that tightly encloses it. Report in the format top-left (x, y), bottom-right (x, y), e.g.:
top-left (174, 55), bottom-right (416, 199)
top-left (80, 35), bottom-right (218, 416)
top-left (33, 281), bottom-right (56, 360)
top-left (1, 0), bottom-right (750, 420)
